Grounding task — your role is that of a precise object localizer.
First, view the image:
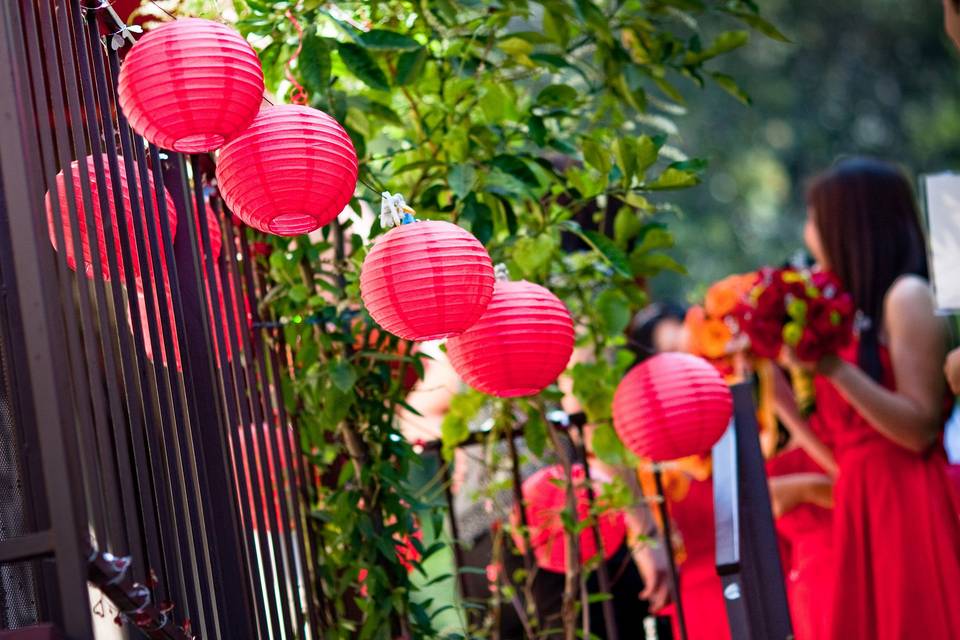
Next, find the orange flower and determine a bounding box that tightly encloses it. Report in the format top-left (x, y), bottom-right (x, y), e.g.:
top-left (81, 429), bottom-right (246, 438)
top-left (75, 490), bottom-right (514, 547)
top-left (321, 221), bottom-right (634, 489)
top-left (705, 273), bottom-right (756, 318)
top-left (684, 305), bottom-right (733, 359)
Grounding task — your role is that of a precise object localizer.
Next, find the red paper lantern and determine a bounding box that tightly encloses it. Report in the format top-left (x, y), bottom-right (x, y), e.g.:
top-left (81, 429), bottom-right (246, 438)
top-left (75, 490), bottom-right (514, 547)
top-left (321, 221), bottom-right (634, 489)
top-left (612, 352), bottom-right (733, 462)
top-left (216, 105), bottom-right (358, 236)
top-left (512, 464), bottom-right (625, 574)
top-left (117, 18), bottom-right (264, 153)
top-left (360, 220), bottom-right (494, 341)
top-left (446, 280), bottom-right (574, 397)
top-left (45, 154), bottom-right (178, 287)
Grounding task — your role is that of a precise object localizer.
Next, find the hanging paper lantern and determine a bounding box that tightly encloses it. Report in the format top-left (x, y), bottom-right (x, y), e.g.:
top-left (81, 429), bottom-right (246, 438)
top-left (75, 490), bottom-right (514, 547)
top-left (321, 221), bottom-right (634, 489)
top-left (359, 221), bottom-right (494, 341)
top-left (446, 280), bottom-right (574, 397)
top-left (511, 464), bottom-right (626, 574)
top-left (612, 352), bottom-right (733, 462)
top-left (199, 203), bottom-right (223, 260)
top-left (216, 105), bottom-right (358, 236)
top-left (45, 154), bottom-right (178, 287)
top-left (117, 18), bottom-right (264, 153)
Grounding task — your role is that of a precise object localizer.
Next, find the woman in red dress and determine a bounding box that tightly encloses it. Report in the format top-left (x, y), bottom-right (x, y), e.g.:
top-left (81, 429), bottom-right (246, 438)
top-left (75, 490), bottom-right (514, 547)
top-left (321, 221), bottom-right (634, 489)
top-left (781, 157), bottom-right (960, 639)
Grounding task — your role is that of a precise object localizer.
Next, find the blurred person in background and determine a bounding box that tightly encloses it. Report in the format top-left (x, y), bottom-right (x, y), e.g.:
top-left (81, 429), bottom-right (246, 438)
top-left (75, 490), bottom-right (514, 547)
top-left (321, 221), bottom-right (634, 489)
top-left (777, 158), bottom-right (960, 639)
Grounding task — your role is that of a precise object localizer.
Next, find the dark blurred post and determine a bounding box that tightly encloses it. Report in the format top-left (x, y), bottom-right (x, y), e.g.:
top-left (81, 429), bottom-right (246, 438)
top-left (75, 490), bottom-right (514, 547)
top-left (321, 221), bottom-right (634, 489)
top-left (712, 383), bottom-right (792, 639)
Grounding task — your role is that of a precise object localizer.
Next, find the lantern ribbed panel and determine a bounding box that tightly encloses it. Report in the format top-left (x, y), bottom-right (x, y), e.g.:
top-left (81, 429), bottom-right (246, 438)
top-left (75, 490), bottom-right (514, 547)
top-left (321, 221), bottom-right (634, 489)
top-left (612, 352), bottom-right (733, 462)
top-left (216, 105), bottom-right (358, 236)
top-left (45, 154), bottom-right (178, 289)
top-left (117, 18), bottom-right (264, 153)
top-left (513, 464), bottom-right (625, 574)
top-left (360, 221), bottom-right (494, 341)
top-left (446, 280), bottom-right (574, 397)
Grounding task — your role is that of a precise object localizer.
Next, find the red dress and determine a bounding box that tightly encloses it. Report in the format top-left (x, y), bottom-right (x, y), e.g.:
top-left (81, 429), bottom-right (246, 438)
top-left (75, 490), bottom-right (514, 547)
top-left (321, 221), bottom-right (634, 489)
top-left (765, 442), bottom-right (833, 640)
top-left (814, 341), bottom-right (960, 639)
top-left (666, 476), bottom-right (730, 640)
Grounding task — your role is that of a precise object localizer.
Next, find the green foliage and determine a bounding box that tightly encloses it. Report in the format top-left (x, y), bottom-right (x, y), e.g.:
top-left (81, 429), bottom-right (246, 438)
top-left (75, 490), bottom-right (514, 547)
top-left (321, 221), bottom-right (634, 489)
top-left (235, 0), bottom-right (776, 636)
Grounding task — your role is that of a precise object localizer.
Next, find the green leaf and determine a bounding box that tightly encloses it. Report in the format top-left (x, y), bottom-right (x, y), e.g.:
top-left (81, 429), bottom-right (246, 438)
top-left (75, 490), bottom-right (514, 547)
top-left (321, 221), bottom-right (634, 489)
top-left (300, 32), bottom-right (332, 94)
top-left (441, 391), bottom-right (486, 460)
top-left (580, 229), bottom-right (632, 277)
top-left (644, 167), bottom-right (699, 190)
top-left (395, 46), bottom-right (428, 85)
top-left (479, 83), bottom-right (508, 121)
top-left (358, 29), bottom-right (420, 51)
top-left (536, 84), bottom-right (578, 108)
top-left (635, 135), bottom-right (660, 177)
top-left (339, 42), bottom-right (389, 91)
top-left (498, 37), bottom-right (534, 58)
top-left (289, 284), bottom-right (309, 302)
top-left (591, 423), bottom-right (629, 466)
top-left (523, 412), bottom-right (547, 458)
top-left (448, 164), bottom-right (477, 199)
top-left (711, 72), bottom-right (752, 105)
top-left (629, 251), bottom-right (687, 276)
top-left (328, 361), bottom-right (358, 393)
top-left (634, 223), bottom-right (674, 253)
top-left (460, 195), bottom-right (493, 244)
top-left (683, 30), bottom-right (749, 65)
top-left (582, 139), bottom-right (612, 176)
top-left (613, 208), bottom-right (643, 246)
top-left (595, 289), bottom-right (631, 337)
top-left (512, 234), bottom-right (557, 277)
top-left (730, 11), bottom-right (792, 43)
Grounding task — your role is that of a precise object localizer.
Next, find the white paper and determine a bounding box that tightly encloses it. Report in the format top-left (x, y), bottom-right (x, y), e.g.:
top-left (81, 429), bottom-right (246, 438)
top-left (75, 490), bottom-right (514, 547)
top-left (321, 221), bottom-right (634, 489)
top-left (922, 173), bottom-right (960, 313)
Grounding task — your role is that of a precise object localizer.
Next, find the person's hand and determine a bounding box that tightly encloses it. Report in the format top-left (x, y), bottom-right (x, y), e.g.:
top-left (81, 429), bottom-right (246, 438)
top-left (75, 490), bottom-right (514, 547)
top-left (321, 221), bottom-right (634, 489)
top-left (768, 476), bottom-right (800, 519)
top-left (632, 542), bottom-right (671, 611)
top-left (945, 0), bottom-right (960, 51)
top-left (945, 347), bottom-right (960, 396)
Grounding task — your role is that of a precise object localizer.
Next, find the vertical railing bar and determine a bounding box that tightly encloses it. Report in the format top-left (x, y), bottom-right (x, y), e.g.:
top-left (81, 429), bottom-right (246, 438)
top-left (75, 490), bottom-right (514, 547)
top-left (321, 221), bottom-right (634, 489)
top-left (80, 10), bottom-right (168, 591)
top-left (222, 213), bottom-right (307, 637)
top-left (150, 145), bottom-right (266, 636)
top-left (249, 239), bottom-right (327, 636)
top-left (186, 155), bottom-right (285, 639)
top-left (271, 325), bottom-right (327, 638)
top-left (151, 146), bottom-right (265, 640)
top-left (68, 1), bottom-right (203, 611)
top-left (0, 1), bottom-right (93, 634)
top-left (88, 23), bottom-right (219, 637)
top-left (39, 0), bottom-right (126, 552)
top-left (19, 0), bottom-right (109, 554)
top-left (67, 0), bottom-right (141, 556)
top-left (104, 46), bottom-right (232, 638)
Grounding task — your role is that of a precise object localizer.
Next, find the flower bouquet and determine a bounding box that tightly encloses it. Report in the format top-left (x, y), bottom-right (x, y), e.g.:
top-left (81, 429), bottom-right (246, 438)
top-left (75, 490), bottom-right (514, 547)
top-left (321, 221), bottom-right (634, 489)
top-left (734, 267), bottom-right (855, 414)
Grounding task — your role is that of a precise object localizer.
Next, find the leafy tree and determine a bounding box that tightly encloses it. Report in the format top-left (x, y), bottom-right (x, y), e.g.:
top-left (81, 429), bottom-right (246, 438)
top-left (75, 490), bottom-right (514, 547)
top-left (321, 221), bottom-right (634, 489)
top-left (651, 0), bottom-right (960, 302)
top-left (229, 0), bottom-right (780, 636)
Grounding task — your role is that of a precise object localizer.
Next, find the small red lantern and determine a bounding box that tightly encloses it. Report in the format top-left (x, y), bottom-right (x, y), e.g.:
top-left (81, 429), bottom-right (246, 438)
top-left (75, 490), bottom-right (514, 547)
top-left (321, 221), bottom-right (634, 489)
top-left (117, 18), bottom-right (264, 153)
top-left (512, 464), bottom-right (625, 574)
top-left (360, 221), bottom-right (494, 341)
top-left (45, 154), bottom-right (178, 288)
top-left (216, 105), bottom-right (358, 236)
top-left (446, 280), bottom-right (574, 397)
top-left (612, 352), bottom-right (733, 462)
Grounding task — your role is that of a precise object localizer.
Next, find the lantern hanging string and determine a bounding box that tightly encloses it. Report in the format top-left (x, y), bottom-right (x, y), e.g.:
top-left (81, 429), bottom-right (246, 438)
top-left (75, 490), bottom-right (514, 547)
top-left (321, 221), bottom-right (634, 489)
top-left (283, 10), bottom-right (309, 106)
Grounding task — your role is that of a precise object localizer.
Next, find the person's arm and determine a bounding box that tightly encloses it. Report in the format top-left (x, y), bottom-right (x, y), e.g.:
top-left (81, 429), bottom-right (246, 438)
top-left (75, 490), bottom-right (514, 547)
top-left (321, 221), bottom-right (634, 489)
top-left (818, 277), bottom-right (947, 453)
top-left (945, 347), bottom-right (960, 396)
top-left (768, 473), bottom-right (834, 518)
top-left (771, 365), bottom-right (838, 476)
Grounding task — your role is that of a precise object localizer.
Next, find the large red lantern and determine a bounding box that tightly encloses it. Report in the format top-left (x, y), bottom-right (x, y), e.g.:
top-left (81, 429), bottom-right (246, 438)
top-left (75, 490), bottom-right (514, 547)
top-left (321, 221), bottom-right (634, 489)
top-left (360, 221), bottom-right (494, 341)
top-left (45, 154), bottom-right (178, 287)
top-left (612, 352), bottom-right (733, 462)
top-left (512, 464), bottom-right (625, 574)
top-left (216, 105), bottom-right (358, 236)
top-left (117, 18), bottom-right (264, 153)
top-left (446, 280), bottom-right (574, 397)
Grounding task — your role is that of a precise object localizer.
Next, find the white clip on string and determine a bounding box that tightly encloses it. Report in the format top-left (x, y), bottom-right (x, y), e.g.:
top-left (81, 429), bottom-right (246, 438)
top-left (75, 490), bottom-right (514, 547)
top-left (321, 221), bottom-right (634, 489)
top-left (380, 191), bottom-right (416, 228)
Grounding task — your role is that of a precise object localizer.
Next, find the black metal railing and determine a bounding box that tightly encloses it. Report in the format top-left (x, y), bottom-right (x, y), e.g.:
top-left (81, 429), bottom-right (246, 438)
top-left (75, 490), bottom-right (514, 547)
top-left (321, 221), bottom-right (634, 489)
top-left (0, 1), bottom-right (318, 638)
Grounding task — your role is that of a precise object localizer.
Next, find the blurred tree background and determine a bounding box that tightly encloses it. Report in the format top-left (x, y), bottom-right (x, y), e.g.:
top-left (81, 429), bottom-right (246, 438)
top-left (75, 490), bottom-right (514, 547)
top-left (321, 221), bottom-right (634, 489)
top-left (650, 0), bottom-right (960, 303)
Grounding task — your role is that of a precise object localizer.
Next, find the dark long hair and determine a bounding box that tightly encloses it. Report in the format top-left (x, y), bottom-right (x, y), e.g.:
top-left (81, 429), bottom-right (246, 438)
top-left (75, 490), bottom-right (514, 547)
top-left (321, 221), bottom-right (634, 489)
top-left (626, 301), bottom-right (686, 364)
top-left (806, 157), bottom-right (928, 380)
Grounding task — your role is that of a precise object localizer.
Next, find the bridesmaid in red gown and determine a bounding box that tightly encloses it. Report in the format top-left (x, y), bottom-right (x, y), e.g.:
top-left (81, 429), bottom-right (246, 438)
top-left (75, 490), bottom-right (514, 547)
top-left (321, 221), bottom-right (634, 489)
top-left (781, 158), bottom-right (960, 639)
